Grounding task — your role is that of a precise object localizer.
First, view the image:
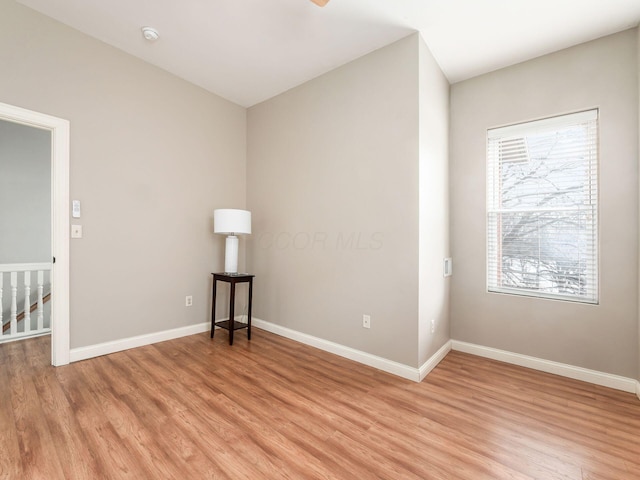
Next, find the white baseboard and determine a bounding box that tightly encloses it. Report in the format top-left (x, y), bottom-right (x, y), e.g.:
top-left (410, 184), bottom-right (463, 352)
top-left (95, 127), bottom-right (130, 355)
top-left (451, 340), bottom-right (638, 394)
top-left (69, 322), bottom-right (210, 363)
top-left (253, 318), bottom-right (448, 382)
top-left (68, 318), bottom-right (635, 397)
top-left (419, 340), bottom-right (452, 381)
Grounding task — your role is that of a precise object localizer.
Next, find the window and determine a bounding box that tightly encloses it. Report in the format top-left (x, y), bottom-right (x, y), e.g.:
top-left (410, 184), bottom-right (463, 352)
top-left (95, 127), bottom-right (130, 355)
top-left (487, 110), bottom-right (598, 303)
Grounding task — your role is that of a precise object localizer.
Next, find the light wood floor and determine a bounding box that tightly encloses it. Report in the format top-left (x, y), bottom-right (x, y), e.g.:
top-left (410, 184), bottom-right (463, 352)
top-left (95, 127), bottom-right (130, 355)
top-left (1, 330), bottom-right (639, 479)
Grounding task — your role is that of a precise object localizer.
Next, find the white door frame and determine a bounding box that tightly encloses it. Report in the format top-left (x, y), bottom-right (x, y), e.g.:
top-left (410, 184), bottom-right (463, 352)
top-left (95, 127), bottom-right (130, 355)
top-left (0, 102), bottom-right (70, 366)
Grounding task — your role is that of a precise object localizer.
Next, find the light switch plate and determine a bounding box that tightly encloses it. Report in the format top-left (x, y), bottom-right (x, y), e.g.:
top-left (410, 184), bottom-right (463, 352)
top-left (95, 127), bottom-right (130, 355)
top-left (71, 224), bottom-right (82, 238)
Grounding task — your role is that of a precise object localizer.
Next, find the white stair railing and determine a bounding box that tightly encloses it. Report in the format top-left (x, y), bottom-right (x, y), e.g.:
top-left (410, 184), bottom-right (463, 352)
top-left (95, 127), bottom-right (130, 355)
top-left (0, 263), bottom-right (52, 343)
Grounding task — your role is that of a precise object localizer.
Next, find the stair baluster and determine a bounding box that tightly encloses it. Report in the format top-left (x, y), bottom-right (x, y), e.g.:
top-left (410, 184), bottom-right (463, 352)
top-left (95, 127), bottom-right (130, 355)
top-left (37, 270), bottom-right (44, 331)
top-left (10, 272), bottom-right (17, 335)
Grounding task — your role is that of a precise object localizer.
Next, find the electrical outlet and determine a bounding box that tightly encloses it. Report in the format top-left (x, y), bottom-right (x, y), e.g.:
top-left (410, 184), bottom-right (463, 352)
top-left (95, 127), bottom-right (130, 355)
top-left (362, 314), bottom-right (371, 329)
top-left (431, 319), bottom-right (435, 334)
top-left (185, 295), bottom-right (193, 307)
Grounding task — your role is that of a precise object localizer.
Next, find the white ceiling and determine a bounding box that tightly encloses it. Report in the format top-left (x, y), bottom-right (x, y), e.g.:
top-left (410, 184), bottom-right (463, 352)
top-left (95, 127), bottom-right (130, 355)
top-left (17, 0), bottom-right (640, 107)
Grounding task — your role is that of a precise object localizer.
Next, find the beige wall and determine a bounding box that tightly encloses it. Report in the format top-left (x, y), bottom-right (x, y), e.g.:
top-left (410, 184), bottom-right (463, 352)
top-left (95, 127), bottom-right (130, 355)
top-left (247, 35), bottom-right (421, 367)
top-left (450, 29), bottom-right (639, 378)
top-left (637, 26), bottom-right (640, 384)
top-left (418, 37), bottom-right (451, 365)
top-left (0, 0), bottom-right (247, 348)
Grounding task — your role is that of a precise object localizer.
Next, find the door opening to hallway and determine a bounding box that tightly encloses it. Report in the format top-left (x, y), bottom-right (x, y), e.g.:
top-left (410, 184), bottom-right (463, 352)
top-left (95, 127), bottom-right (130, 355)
top-left (0, 102), bottom-right (70, 366)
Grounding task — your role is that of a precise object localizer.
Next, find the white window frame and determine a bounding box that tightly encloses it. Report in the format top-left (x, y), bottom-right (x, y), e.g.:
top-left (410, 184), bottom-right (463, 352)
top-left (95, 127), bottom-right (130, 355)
top-left (486, 109), bottom-right (599, 304)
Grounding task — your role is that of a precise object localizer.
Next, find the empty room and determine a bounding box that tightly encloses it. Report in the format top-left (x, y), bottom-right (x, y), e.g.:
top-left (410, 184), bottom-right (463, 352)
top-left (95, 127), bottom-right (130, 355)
top-left (1, 0), bottom-right (639, 478)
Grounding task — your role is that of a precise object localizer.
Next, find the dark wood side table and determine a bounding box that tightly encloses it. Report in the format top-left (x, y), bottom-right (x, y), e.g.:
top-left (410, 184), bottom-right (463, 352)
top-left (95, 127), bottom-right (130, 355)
top-left (210, 273), bottom-right (255, 345)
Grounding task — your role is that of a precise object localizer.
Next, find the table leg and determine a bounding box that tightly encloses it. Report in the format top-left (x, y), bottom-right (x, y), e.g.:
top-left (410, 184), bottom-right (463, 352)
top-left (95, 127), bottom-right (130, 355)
top-left (247, 278), bottom-right (253, 341)
top-left (229, 281), bottom-right (235, 345)
top-left (211, 278), bottom-right (217, 338)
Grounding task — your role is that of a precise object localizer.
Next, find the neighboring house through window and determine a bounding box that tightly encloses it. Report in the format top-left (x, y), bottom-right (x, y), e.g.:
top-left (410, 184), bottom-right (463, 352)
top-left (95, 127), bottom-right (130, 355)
top-left (486, 109), bottom-right (599, 303)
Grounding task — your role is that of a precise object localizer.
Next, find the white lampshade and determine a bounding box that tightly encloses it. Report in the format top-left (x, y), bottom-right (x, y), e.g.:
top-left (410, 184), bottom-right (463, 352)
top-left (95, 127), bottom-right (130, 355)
top-left (214, 209), bottom-right (251, 235)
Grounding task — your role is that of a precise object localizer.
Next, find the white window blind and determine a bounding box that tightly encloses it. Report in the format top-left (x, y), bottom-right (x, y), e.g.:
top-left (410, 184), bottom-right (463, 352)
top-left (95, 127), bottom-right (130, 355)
top-left (487, 110), bottom-right (598, 303)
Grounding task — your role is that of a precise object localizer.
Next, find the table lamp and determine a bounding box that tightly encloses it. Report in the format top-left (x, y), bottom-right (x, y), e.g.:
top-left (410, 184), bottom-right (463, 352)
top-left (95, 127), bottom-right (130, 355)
top-left (213, 209), bottom-right (252, 274)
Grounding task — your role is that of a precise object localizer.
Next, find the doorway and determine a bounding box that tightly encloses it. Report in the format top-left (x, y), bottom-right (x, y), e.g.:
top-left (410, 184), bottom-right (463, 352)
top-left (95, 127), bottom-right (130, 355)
top-left (0, 102), bottom-right (69, 366)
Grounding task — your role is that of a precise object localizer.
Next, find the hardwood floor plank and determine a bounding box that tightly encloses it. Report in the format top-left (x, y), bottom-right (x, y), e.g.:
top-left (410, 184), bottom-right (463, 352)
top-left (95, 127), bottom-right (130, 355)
top-left (429, 356), bottom-right (640, 469)
top-left (424, 354), bottom-right (639, 478)
top-left (330, 385), bottom-right (579, 480)
top-left (1, 330), bottom-right (639, 479)
top-left (30, 367), bottom-right (106, 479)
top-left (0, 360), bottom-right (22, 480)
top-left (438, 356), bottom-right (640, 433)
top-left (5, 341), bottom-right (66, 479)
top-left (126, 344), bottom-right (290, 479)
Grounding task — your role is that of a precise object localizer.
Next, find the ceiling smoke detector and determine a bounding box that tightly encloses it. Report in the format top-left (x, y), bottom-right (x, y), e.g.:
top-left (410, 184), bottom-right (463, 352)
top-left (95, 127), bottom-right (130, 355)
top-left (141, 26), bottom-right (159, 42)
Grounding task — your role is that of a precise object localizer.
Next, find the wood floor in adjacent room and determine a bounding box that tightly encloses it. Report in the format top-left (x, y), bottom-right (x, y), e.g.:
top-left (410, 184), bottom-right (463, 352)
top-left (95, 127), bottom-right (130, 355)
top-left (1, 330), bottom-right (639, 480)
